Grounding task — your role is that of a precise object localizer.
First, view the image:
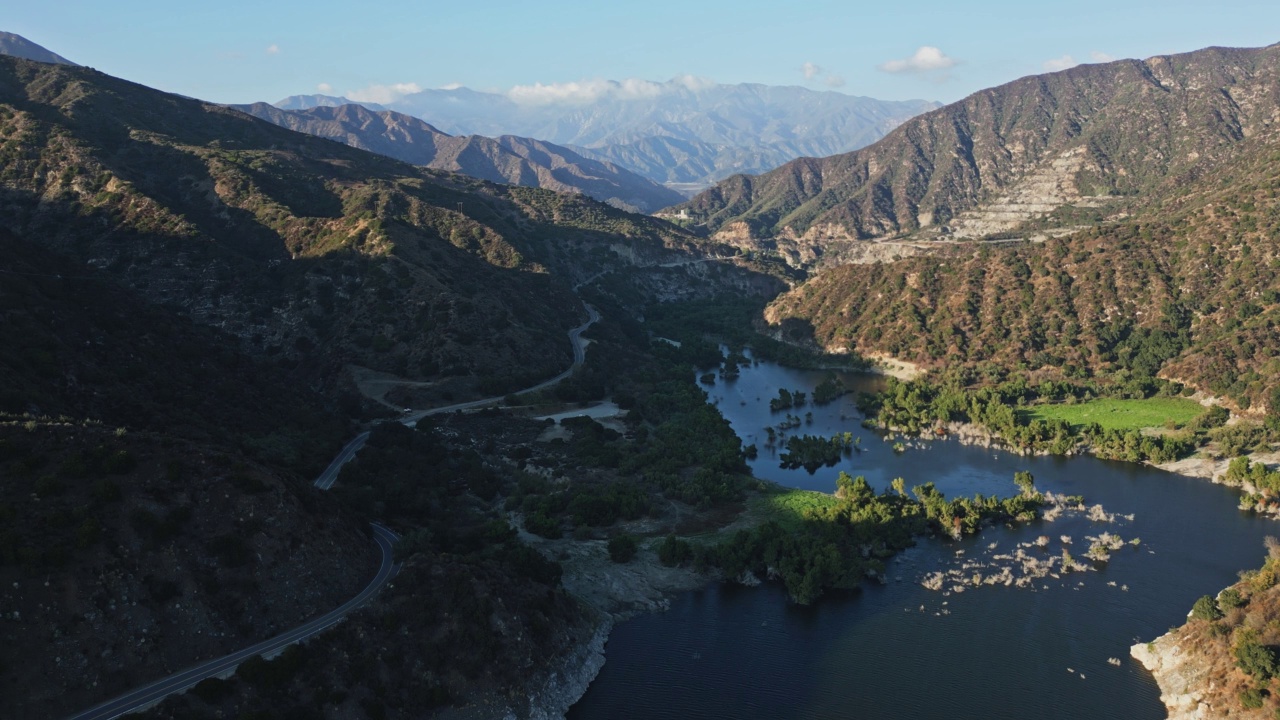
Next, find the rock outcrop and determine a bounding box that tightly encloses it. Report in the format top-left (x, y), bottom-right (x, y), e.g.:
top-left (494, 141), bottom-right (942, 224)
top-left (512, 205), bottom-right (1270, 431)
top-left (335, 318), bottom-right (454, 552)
top-left (1131, 633), bottom-right (1217, 720)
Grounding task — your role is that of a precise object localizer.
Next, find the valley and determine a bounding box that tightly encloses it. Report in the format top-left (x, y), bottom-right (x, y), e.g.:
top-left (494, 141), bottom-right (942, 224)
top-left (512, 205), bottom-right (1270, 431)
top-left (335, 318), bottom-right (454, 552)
top-left (5, 26), bottom-right (1280, 720)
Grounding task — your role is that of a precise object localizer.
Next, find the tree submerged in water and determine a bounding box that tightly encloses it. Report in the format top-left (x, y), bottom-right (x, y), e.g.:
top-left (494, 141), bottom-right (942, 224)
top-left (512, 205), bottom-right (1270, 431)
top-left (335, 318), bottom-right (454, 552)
top-left (779, 432), bottom-right (855, 472)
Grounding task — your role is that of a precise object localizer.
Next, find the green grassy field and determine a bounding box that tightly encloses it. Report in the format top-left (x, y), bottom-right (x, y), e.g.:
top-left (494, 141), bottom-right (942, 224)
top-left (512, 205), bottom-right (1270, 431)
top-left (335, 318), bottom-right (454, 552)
top-left (1022, 397), bottom-right (1205, 431)
top-left (748, 486), bottom-right (840, 528)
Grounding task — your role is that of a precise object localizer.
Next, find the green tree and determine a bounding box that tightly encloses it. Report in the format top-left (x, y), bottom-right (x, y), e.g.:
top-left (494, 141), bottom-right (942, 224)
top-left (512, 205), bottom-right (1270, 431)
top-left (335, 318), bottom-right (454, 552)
top-left (1219, 588), bottom-right (1245, 610)
top-left (608, 534), bottom-right (638, 563)
top-left (657, 535), bottom-right (693, 567)
top-left (1191, 595), bottom-right (1223, 621)
top-left (1234, 630), bottom-right (1278, 680)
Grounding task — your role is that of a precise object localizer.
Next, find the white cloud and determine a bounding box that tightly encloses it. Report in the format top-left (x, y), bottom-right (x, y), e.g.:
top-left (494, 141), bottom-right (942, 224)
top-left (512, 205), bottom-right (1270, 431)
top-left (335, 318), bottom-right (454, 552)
top-left (672, 74), bottom-right (715, 92)
top-left (802, 62), bottom-right (822, 80)
top-left (1043, 54), bottom-right (1078, 71)
top-left (824, 75), bottom-right (846, 88)
top-left (347, 82), bottom-right (424, 104)
top-left (439, 82), bottom-right (464, 90)
top-left (316, 82), bottom-right (333, 93)
top-left (507, 76), bottom-right (714, 105)
top-left (265, 44), bottom-right (281, 56)
top-left (1089, 51), bottom-right (1116, 63)
top-left (878, 46), bottom-right (958, 74)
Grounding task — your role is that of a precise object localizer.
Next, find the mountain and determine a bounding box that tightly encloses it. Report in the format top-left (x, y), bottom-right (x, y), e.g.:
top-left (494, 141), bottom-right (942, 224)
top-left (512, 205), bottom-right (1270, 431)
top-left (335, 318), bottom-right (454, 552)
top-left (231, 102), bottom-right (685, 212)
top-left (0, 49), bottom-right (763, 720)
top-left (760, 48), bottom-right (1280, 411)
top-left (0, 31), bottom-right (75, 65)
top-left (0, 54), bottom-right (729, 404)
top-left (275, 80), bottom-right (939, 188)
top-left (680, 44), bottom-right (1280, 253)
top-left (0, 230), bottom-right (380, 719)
top-left (273, 93), bottom-right (384, 111)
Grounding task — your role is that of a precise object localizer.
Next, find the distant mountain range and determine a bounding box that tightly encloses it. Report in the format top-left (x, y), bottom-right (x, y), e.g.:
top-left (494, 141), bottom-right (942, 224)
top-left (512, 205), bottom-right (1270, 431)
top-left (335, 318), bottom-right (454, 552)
top-left (0, 31), bottom-right (75, 65)
top-left (232, 102), bottom-right (685, 212)
top-left (275, 81), bottom-right (939, 189)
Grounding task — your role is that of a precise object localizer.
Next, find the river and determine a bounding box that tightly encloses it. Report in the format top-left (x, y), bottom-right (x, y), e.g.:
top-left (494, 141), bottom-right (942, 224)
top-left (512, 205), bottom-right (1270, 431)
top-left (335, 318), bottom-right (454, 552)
top-left (569, 357), bottom-right (1277, 719)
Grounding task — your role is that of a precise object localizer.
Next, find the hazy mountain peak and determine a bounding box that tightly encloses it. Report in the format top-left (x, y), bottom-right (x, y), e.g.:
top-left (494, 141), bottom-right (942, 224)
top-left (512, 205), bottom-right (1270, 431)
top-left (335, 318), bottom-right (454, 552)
top-left (0, 31), bottom-right (76, 65)
top-left (272, 80), bottom-right (938, 188)
top-left (235, 102), bottom-right (684, 212)
top-left (274, 93), bottom-right (386, 112)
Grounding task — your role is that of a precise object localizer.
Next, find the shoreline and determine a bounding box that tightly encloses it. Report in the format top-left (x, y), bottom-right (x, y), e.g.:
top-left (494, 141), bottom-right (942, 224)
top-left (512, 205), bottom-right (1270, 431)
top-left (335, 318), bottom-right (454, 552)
top-left (547, 417), bottom-right (1279, 719)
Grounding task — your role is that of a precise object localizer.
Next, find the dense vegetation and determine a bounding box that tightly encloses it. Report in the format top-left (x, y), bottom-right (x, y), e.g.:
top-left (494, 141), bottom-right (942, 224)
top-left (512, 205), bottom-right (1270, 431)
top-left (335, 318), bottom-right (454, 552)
top-left (766, 139), bottom-right (1280, 412)
top-left (1223, 457), bottom-right (1280, 514)
top-left (778, 433), bottom-right (854, 472)
top-left (658, 471), bottom-right (1043, 604)
top-left (862, 376), bottom-right (1224, 463)
top-left (0, 55), bottom-right (743, 402)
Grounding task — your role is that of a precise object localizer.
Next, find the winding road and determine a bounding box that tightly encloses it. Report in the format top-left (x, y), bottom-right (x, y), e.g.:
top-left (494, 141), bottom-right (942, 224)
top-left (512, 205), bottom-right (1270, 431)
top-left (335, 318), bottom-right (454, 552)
top-left (401, 302), bottom-right (600, 424)
top-left (66, 524), bottom-right (400, 720)
top-left (66, 299), bottom-right (601, 719)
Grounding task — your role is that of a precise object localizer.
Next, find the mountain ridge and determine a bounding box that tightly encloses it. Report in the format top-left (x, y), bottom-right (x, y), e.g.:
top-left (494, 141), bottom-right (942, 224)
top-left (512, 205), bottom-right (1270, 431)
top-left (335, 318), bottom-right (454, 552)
top-left (0, 54), bottom-right (738, 405)
top-left (0, 31), bottom-right (75, 66)
top-left (679, 43), bottom-right (1280, 254)
top-left (273, 81), bottom-right (939, 187)
top-left (231, 102), bottom-right (685, 212)
top-left (760, 75), bottom-right (1280, 411)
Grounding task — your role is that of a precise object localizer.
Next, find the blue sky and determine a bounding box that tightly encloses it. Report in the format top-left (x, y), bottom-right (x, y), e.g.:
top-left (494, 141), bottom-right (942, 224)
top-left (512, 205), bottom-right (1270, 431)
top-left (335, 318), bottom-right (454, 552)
top-left (8, 1), bottom-right (1280, 105)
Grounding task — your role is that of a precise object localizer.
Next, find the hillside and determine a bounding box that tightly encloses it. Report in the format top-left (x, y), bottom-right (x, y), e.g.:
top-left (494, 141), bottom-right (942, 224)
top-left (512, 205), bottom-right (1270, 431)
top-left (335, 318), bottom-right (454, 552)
top-left (1134, 544), bottom-right (1280, 719)
top-left (763, 134), bottom-right (1280, 411)
top-left (232, 103), bottom-right (685, 213)
top-left (0, 55), bottom-right (733, 401)
top-left (0, 234), bottom-right (376, 719)
top-left (680, 43), bottom-right (1280, 254)
top-left (275, 82), bottom-right (938, 187)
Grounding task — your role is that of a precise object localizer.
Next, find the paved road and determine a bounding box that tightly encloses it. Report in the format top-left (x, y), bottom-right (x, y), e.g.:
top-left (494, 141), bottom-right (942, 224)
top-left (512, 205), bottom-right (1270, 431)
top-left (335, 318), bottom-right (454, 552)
top-left (67, 523), bottom-right (400, 720)
top-left (313, 431), bottom-right (370, 490)
top-left (402, 303), bottom-right (600, 424)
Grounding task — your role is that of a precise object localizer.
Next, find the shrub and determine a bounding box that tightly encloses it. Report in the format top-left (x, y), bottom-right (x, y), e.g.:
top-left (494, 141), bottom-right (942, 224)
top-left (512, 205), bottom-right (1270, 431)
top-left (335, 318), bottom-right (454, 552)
top-left (1191, 595), bottom-right (1223, 621)
top-left (1239, 687), bottom-right (1264, 709)
top-left (524, 512), bottom-right (561, 539)
top-left (657, 535), bottom-right (694, 567)
top-left (607, 535), bottom-right (638, 563)
top-left (1235, 630), bottom-right (1278, 680)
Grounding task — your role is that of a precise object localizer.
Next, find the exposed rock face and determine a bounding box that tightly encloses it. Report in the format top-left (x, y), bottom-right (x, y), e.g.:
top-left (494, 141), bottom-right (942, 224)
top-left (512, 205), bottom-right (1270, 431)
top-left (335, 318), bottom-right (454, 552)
top-left (520, 619), bottom-right (612, 720)
top-left (945, 147), bottom-right (1109, 239)
top-left (1131, 633), bottom-right (1216, 720)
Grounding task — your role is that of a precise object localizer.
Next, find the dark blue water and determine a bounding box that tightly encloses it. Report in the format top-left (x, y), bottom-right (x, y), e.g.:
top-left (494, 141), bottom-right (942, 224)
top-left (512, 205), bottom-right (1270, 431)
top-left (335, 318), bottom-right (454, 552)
top-left (569, 359), bottom-right (1276, 719)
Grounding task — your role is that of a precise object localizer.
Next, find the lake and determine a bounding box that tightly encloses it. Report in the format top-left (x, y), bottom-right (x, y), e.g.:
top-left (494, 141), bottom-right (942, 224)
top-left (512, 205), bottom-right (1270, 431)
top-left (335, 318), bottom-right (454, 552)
top-left (569, 358), bottom-right (1275, 719)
